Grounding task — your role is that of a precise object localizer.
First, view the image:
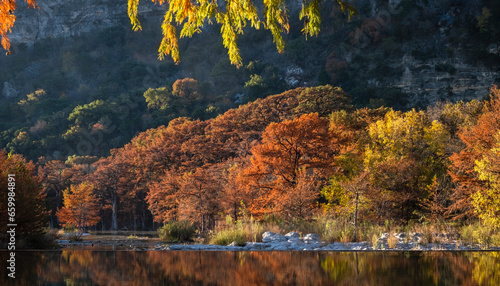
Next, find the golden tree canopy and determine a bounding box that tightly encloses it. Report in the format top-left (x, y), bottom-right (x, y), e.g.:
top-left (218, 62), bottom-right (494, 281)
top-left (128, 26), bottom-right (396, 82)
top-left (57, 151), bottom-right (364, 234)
top-left (128, 0), bottom-right (356, 67)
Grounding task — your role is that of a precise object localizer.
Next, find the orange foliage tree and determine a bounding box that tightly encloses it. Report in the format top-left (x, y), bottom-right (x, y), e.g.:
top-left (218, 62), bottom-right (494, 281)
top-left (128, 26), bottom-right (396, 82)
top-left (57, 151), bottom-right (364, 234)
top-left (242, 113), bottom-right (344, 218)
top-left (177, 168), bottom-right (219, 231)
top-left (214, 159), bottom-right (252, 221)
top-left (448, 86), bottom-right (500, 219)
top-left (89, 154), bottom-right (131, 230)
top-left (147, 168), bottom-right (219, 231)
top-left (38, 158), bottom-right (82, 227)
top-left (147, 170), bottom-right (181, 224)
top-left (57, 182), bottom-right (100, 232)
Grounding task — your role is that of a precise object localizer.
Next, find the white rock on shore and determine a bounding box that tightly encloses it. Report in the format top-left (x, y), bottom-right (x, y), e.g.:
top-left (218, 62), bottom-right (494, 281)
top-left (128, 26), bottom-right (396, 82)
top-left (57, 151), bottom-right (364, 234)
top-left (156, 231), bottom-right (500, 251)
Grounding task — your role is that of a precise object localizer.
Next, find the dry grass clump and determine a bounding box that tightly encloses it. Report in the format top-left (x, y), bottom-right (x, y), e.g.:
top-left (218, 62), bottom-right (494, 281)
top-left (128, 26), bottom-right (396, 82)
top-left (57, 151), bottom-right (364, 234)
top-left (387, 233), bottom-right (398, 248)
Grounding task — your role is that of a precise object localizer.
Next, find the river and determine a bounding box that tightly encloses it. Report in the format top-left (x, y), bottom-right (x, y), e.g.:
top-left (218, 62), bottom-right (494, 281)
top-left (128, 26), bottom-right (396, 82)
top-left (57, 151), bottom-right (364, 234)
top-left (1, 250), bottom-right (499, 285)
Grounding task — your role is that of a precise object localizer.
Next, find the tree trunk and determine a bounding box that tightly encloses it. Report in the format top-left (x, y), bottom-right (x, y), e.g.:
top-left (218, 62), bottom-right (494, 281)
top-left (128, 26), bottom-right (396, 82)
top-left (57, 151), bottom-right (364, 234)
top-left (111, 193), bottom-right (118, 230)
top-left (354, 192), bottom-right (359, 242)
top-left (234, 201), bottom-right (238, 222)
top-left (141, 208), bottom-right (146, 230)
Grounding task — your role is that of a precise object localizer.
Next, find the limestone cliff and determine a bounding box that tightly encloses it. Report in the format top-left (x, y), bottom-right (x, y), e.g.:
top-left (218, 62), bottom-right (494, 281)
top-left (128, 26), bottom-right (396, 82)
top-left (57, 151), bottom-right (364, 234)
top-left (10, 0), bottom-right (163, 44)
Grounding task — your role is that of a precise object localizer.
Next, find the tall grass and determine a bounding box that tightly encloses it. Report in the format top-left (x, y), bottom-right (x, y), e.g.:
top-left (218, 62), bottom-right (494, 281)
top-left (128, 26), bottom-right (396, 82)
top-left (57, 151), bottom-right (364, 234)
top-left (459, 223), bottom-right (500, 248)
top-left (210, 216), bottom-right (266, 246)
top-left (208, 214), bottom-right (500, 248)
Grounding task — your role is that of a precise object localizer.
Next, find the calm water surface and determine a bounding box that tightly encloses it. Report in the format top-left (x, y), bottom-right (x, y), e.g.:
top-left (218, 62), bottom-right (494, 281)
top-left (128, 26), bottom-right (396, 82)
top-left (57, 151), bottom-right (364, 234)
top-left (1, 251), bottom-right (499, 285)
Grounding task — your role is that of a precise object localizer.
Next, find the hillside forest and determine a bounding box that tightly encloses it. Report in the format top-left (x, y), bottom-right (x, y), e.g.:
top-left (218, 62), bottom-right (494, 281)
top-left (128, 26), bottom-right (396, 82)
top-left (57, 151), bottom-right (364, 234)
top-left (2, 84), bottom-right (500, 244)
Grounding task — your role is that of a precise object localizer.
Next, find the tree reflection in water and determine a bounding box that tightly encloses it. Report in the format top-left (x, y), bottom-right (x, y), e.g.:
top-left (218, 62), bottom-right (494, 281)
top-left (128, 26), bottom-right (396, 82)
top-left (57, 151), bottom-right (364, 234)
top-left (0, 251), bottom-right (499, 285)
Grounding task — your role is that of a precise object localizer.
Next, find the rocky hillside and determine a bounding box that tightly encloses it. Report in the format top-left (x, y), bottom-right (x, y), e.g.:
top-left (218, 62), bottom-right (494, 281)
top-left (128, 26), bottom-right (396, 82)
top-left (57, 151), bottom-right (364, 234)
top-left (3, 0), bottom-right (499, 109)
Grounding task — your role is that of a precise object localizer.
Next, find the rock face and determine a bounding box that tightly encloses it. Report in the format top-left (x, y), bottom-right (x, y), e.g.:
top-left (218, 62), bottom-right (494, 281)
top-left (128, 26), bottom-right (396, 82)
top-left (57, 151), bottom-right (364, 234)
top-left (2, 82), bottom-right (17, 98)
top-left (390, 53), bottom-right (500, 105)
top-left (10, 0), bottom-right (164, 44)
top-left (5, 0), bottom-right (499, 108)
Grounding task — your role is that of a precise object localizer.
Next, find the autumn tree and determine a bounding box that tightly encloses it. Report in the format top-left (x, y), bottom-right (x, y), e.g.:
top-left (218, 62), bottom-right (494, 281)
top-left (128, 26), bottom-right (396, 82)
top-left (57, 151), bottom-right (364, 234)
top-left (89, 154), bottom-right (130, 230)
top-left (426, 100), bottom-right (483, 139)
top-left (243, 113), bottom-right (343, 218)
top-left (116, 86), bottom-right (353, 228)
top-left (177, 168), bottom-right (219, 231)
top-left (448, 86), bottom-right (500, 219)
top-left (214, 159), bottom-right (252, 221)
top-left (363, 109), bottom-right (450, 222)
top-left (147, 168), bottom-right (219, 231)
top-left (471, 130), bottom-right (500, 230)
top-left (57, 182), bottom-right (100, 232)
top-left (172, 78), bottom-right (202, 115)
top-left (143, 87), bottom-right (172, 110)
top-left (38, 159), bottom-right (79, 227)
top-left (321, 107), bottom-right (387, 223)
top-left (322, 166), bottom-right (369, 241)
top-left (367, 157), bottom-right (421, 223)
top-left (294, 85), bottom-right (352, 117)
top-left (278, 168), bottom-right (322, 219)
top-left (65, 155), bottom-right (99, 182)
top-left (147, 170), bottom-right (181, 224)
top-left (420, 176), bottom-right (450, 222)
top-left (0, 151), bottom-right (47, 247)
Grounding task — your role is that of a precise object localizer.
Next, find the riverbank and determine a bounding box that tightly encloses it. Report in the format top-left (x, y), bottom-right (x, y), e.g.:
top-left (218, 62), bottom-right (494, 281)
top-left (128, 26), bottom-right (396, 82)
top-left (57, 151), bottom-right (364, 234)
top-left (57, 231), bottom-right (500, 251)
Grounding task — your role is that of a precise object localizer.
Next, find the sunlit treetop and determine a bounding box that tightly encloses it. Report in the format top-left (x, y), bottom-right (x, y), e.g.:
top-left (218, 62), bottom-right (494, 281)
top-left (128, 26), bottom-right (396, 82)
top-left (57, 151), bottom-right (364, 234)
top-left (0, 0), bottom-right (37, 52)
top-left (128, 0), bottom-right (357, 67)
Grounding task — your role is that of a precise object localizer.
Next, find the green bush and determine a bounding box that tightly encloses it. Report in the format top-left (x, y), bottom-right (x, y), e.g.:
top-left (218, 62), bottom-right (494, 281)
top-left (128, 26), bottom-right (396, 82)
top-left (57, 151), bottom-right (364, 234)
top-left (210, 229), bottom-right (247, 246)
top-left (158, 220), bottom-right (197, 242)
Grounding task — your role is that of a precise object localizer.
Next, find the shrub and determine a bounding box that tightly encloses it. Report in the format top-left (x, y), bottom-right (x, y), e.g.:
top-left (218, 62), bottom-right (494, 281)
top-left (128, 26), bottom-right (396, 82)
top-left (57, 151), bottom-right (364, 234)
top-left (388, 233), bottom-right (398, 248)
top-left (491, 233), bottom-right (500, 247)
top-left (372, 234), bottom-right (380, 250)
top-left (210, 215), bottom-right (269, 246)
top-left (473, 227), bottom-right (492, 249)
top-left (68, 232), bottom-right (83, 242)
top-left (63, 225), bottom-right (83, 242)
top-left (158, 220), bottom-right (197, 242)
top-left (420, 225), bottom-right (435, 245)
top-left (459, 225), bottom-right (473, 246)
top-left (210, 229), bottom-right (247, 246)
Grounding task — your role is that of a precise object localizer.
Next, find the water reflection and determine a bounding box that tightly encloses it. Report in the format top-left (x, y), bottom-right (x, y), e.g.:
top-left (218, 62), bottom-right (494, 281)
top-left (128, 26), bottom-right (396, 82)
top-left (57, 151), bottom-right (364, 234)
top-left (1, 251), bottom-right (499, 285)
